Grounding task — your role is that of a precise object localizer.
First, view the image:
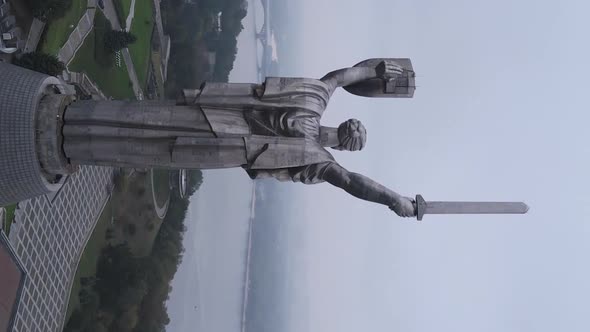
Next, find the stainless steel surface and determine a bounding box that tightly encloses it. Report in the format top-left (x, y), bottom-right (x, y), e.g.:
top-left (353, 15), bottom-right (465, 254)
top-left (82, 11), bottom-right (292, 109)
top-left (415, 195), bottom-right (529, 220)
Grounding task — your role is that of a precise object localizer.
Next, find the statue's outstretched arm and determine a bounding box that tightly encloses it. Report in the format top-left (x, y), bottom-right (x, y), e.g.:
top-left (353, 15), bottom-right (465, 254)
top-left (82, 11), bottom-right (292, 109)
top-left (322, 163), bottom-right (415, 217)
top-left (320, 60), bottom-right (403, 94)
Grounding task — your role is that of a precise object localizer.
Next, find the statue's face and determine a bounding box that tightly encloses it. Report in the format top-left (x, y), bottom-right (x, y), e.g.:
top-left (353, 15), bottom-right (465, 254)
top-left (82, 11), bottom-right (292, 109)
top-left (337, 119), bottom-right (367, 151)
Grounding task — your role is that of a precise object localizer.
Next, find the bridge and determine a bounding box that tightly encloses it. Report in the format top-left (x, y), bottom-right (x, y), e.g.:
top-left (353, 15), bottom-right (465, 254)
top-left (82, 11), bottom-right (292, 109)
top-left (254, 0), bottom-right (272, 81)
top-left (255, 24), bottom-right (268, 45)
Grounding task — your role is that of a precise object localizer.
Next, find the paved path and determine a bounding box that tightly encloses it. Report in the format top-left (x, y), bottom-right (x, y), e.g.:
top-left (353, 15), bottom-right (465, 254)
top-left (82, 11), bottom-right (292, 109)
top-left (66, 71), bottom-right (108, 100)
top-left (101, 0), bottom-right (144, 100)
top-left (22, 18), bottom-right (45, 54)
top-left (150, 170), bottom-right (170, 220)
top-left (121, 49), bottom-right (144, 99)
top-left (8, 166), bottom-right (113, 332)
top-left (125, 0), bottom-right (136, 32)
top-left (58, 0), bottom-right (97, 64)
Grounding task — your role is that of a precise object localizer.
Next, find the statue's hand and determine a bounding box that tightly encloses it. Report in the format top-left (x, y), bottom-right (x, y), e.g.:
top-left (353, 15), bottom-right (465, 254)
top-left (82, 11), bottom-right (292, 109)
top-left (376, 60), bottom-right (404, 82)
top-left (389, 196), bottom-right (416, 218)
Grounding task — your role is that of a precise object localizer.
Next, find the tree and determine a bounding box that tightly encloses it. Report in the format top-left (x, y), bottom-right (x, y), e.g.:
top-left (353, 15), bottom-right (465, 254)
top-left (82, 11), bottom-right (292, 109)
top-left (187, 170), bottom-right (203, 197)
top-left (24, 0), bottom-right (73, 21)
top-left (63, 309), bottom-right (84, 331)
top-left (114, 307), bottom-right (140, 332)
top-left (125, 223), bottom-right (137, 236)
top-left (104, 31), bottom-right (137, 52)
top-left (81, 276), bottom-right (98, 287)
top-left (12, 52), bottom-right (65, 76)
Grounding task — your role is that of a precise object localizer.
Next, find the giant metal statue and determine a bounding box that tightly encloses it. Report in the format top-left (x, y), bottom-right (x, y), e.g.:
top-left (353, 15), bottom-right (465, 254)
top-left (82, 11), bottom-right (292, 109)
top-left (0, 59), bottom-right (528, 219)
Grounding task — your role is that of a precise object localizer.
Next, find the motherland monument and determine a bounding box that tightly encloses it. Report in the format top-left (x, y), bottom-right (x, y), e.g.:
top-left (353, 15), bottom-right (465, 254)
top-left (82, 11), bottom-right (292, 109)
top-left (0, 59), bottom-right (528, 219)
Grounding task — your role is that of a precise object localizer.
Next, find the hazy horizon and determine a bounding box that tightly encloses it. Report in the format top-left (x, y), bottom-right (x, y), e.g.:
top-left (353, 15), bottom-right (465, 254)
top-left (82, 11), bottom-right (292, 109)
top-left (167, 0), bottom-right (590, 331)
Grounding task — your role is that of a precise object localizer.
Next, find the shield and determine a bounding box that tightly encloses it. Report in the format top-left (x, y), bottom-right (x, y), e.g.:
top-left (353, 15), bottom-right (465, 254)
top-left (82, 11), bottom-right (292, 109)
top-left (343, 58), bottom-right (416, 98)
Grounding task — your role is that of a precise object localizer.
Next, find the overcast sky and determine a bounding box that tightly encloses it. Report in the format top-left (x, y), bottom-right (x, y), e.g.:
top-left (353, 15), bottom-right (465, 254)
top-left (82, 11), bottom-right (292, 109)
top-left (169, 0), bottom-right (590, 331)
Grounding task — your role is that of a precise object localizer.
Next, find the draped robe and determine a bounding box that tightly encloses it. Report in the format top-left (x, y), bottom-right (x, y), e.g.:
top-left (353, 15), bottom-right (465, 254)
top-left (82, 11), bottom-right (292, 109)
top-left (63, 77), bottom-right (339, 184)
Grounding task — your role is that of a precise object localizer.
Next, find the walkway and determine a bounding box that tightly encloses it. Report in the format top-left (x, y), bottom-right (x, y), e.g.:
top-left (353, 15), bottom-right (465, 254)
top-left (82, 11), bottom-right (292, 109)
top-left (101, 0), bottom-right (144, 100)
top-left (66, 71), bottom-right (108, 100)
top-left (150, 170), bottom-right (170, 220)
top-left (125, 0), bottom-right (136, 32)
top-left (57, 0), bottom-right (97, 64)
top-left (22, 18), bottom-right (45, 54)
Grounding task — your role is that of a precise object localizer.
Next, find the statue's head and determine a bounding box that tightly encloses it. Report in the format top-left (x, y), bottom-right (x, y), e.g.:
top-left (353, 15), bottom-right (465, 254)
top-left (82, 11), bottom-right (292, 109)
top-left (335, 119), bottom-right (367, 151)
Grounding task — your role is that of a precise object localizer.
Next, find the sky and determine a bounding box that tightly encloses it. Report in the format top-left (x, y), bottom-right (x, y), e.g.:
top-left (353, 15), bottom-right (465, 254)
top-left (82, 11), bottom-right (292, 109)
top-left (168, 0), bottom-right (590, 331)
top-left (166, 169), bottom-right (253, 332)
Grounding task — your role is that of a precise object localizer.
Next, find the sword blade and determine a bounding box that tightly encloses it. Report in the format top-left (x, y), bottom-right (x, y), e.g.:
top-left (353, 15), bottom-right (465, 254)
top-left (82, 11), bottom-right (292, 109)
top-left (415, 195), bottom-right (529, 220)
top-left (425, 201), bottom-right (529, 214)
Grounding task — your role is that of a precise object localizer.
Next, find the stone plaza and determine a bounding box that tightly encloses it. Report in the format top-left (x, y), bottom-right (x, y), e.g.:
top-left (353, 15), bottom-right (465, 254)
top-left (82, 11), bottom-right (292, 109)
top-left (7, 166), bottom-right (113, 332)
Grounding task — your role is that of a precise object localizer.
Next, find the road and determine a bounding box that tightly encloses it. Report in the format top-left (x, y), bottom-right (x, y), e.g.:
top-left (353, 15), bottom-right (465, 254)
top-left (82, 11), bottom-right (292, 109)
top-left (100, 0), bottom-right (144, 100)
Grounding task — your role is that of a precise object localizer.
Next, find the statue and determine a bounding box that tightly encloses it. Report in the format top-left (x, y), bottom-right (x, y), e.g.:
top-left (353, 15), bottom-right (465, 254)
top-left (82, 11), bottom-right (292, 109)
top-left (0, 60), bottom-right (528, 217)
top-left (62, 59), bottom-right (419, 217)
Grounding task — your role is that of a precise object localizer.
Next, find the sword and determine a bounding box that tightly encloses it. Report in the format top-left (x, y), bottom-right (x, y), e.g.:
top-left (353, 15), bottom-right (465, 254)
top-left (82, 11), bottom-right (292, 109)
top-left (414, 195), bottom-right (529, 221)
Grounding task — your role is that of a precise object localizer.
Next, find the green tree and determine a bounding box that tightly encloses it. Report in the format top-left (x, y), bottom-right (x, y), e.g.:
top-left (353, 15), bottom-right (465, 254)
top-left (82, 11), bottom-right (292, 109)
top-left (125, 223), bottom-right (137, 236)
top-left (114, 307), bottom-right (140, 332)
top-left (188, 170), bottom-right (203, 197)
top-left (12, 52), bottom-right (66, 76)
top-left (24, 0), bottom-right (73, 21)
top-left (104, 31), bottom-right (138, 52)
top-left (95, 244), bottom-right (145, 310)
top-left (63, 309), bottom-right (84, 331)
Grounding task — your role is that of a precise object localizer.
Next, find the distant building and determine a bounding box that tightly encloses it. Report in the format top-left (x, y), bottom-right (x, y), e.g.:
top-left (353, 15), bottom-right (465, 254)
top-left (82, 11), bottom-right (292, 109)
top-left (1, 29), bottom-right (20, 52)
top-left (0, 1), bottom-right (10, 18)
top-left (207, 51), bottom-right (217, 75)
top-left (213, 12), bottom-right (222, 32)
top-left (1, 14), bottom-right (15, 31)
top-left (0, 0), bottom-right (26, 55)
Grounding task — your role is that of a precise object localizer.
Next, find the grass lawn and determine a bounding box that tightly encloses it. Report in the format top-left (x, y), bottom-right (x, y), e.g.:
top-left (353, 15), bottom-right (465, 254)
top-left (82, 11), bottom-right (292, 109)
top-left (113, 0), bottom-right (133, 29)
top-left (121, 0), bottom-right (133, 21)
top-left (3, 204), bottom-right (16, 235)
top-left (109, 172), bottom-right (164, 257)
top-left (151, 51), bottom-right (165, 96)
top-left (68, 11), bottom-right (135, 99)
top-left (128, 1), bottom-right (154, 90)
top-left (40, 0), bottom-right (89, 55)
top-left (64, 199), bottom-right (113, 323)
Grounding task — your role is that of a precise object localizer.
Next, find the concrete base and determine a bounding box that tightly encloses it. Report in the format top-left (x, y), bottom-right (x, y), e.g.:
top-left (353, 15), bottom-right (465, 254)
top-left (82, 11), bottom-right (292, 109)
top-left (0, 63), bottom-right (65, 205)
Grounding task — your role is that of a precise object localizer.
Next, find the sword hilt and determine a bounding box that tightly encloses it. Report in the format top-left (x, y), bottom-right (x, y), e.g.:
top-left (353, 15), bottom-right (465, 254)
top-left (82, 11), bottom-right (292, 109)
top-left (413, 195), bottom-right (529, 220)
top-left (415, 194), bottom-right (427, 221)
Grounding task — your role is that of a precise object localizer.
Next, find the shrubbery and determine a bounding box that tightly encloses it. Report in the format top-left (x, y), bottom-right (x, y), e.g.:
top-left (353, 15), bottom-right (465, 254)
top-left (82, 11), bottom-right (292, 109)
top-left (105, 31), bottom-right (137, 52)
top-left (24, 0), bottom-right (73, 21)
top-left (12, 52), bottom-right (65, 76)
